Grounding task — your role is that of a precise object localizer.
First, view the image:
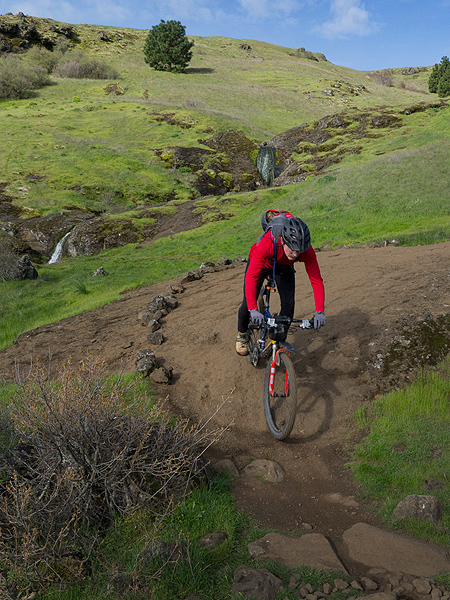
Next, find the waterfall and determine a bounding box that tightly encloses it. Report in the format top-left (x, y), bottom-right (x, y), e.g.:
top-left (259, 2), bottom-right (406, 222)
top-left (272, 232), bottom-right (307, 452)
top-left (256, 144), bottom-right (277, 185)
top-left (48, 231), bottom-right (71, 264)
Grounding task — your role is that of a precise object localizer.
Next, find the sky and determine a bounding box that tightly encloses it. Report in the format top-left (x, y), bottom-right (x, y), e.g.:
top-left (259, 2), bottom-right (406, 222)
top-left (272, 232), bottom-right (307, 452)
top-left (1, 0), bottom-right (449, 71)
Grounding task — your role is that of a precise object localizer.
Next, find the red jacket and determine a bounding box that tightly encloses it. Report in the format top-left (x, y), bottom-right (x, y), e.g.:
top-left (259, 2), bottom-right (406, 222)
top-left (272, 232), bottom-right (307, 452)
top-left (245, 230), bottom-right (325, 312)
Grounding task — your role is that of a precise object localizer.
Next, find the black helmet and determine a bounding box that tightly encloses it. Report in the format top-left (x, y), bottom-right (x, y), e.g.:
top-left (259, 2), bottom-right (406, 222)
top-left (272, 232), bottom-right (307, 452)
top-left (281, 217), bottom-right (311, 252)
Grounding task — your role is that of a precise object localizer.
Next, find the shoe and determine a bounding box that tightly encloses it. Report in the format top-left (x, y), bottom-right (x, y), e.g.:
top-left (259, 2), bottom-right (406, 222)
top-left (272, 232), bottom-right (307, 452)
top-left (235, 332), bottom-right (249, 356)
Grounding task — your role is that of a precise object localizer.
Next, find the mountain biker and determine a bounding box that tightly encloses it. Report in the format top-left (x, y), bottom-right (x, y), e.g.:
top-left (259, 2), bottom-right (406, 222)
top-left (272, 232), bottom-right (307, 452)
top-left (235, 210), bottom-right (326, 356)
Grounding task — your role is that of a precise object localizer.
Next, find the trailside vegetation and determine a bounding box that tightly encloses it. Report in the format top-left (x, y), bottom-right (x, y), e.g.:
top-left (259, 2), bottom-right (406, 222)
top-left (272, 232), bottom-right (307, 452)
top-left (0, 358), bottom-right (216, 596)
top-left (143, 19), bottom-right (194, 73)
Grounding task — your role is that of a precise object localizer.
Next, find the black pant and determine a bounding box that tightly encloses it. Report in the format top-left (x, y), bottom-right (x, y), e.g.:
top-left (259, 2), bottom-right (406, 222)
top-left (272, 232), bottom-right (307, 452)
top-left (237, 263), bottom-right (295, 333)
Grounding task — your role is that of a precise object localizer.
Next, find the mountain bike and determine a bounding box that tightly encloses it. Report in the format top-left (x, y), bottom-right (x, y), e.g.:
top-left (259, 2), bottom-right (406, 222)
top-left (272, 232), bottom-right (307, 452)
top-left (247, 276), bottom-right (313, 440)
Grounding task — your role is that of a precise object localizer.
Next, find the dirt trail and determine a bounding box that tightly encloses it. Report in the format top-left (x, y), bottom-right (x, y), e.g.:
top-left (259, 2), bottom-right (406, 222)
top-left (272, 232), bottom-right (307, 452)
top-left (1, 242), bottom-right (450, 570)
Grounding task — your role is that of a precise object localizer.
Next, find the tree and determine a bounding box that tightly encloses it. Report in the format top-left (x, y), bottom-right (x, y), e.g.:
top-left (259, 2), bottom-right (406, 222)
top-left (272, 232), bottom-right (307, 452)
top-left (428, 56), bottom-right (450, 95)
top-left (143, 20), bottom-right (194, 73)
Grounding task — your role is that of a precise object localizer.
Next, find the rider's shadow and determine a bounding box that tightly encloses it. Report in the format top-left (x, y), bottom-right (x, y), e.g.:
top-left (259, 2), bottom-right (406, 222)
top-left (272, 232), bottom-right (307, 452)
top-left (286, 306), bottom-right (377, 444)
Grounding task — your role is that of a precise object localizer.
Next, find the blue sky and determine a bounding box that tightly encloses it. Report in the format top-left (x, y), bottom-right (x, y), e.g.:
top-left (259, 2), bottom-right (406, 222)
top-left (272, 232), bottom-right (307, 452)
top-left (1, 0), bottom-right (449, 71)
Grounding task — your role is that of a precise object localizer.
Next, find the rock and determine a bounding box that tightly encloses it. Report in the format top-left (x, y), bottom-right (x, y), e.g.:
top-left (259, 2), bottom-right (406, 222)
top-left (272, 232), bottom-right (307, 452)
top-left (66, 216), bottom-right (140, 257)
top-left (420, 477), bottom-right (445, 492)
top-left (247, 532), bottom-right (348, 573)
top-left (150, 366), bottom-right (173, 384)
top-left (199, 532), bottom-right (228, 549)
top-left (242, 459), bottom-right (285, 483)
top-left (147, 332), bottom-right (164, 345)
top-left (10, 255), bottom-right (38, 280)
top-left (334, 579), bottom-right (349, 590)
top-left (180, 271), bottom-right (200, 284)
top-left (232, 565), bottom-right (283, 600)
top-left (342, 523), bottom-right (450, 577)
top-left (93, 266), bottom-right (107, 276)
top-left (198, 262), bottom-right (216, 275)
top-left (164, 295), bottom-right (178, 309)
top-left (167, 284), bottom-right (185, 294)
top-left (391, 494), bottom-right (444, 524)
top-left (147, 319), bottom-right (161, 333)
top-left (361, 578), bottom-right (379, 591)
top-left (135, 349), bottom-right (157, 377)
top-left (413, 579), bottom-right (432, 595)
top-left (211, 458), bottom-right (239, 477)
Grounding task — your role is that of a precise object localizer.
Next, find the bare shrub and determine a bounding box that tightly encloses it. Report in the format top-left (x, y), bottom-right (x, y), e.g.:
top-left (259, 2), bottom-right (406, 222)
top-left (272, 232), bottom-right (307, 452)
top-left (0, 56), bottom-right (52, 99)
top-left (0, 357), bottom-right (216, 593)
top-left (52, 51), bottom-right (119, 79)
top-left (398, 81), bottom-right (425, 93)
top-left (369, 69), bottom-right (394, 87)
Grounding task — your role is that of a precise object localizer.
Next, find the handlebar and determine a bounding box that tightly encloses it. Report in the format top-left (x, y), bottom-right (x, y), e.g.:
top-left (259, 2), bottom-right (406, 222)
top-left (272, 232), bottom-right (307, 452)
top-left (249, 314), bottom-right (314, 330)
top-left (267, 315), bottom-right (313, 330)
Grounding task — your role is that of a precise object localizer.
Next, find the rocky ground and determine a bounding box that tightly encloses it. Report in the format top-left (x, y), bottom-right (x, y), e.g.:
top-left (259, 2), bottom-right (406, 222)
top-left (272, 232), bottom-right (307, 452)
top-left (1, 241), bottom-right (450, 586)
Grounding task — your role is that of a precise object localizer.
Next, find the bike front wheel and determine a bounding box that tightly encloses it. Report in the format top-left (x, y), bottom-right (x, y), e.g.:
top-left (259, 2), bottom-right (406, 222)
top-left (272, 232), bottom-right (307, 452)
top-left (263, 351), bottom-right (297, 440)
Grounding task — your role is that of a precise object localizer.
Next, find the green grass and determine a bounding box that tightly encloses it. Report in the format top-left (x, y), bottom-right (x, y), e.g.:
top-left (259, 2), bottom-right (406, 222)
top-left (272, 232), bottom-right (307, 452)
top-left (351, 356), bottom-right (450, 545)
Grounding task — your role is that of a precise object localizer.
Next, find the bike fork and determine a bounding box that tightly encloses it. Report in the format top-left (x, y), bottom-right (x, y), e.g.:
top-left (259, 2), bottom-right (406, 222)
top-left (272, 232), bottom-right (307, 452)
top-left (268, 347), bottom-right (290, 396)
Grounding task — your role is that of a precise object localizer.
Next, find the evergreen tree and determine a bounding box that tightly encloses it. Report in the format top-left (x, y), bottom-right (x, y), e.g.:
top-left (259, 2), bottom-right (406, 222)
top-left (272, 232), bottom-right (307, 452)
top-left (437, 66), bottom-right (450, 97)
top-left (428, 56), bottom-right (450, 95)
top-left (143, 20), bottom-right (194, 73)
top-left (428, 63), bottom-right (441, 93)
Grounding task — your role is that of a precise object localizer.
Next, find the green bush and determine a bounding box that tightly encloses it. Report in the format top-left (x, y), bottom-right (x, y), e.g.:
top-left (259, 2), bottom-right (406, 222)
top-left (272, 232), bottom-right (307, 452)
top-left (428, 56), bottom-right (450, 95)
top-left (0, 55), bottom-right (52, 99)
top-left (23, 45), bottom-right (61, 73)
top-left (143, 19), bottom-right (194, 73)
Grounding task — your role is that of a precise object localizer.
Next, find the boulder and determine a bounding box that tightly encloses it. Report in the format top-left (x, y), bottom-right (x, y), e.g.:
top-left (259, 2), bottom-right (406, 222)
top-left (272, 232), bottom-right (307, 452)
top-left (199, 532), bottom-right (228, 549)
top-left (6, 210), bottom-right (90, 260)
top-left (242, 459), bottom-right (285, 483)
top-left (66, 217), bottom-right (140, 257)
top-left (135, 349), bottom-right (157, 377)
top-left (232, 565), bottom-right (283, 600)
top-left (5, 254), bottom-right (38, 280)
top-left (248, 532), bottom-right (348, 573)
top-left (342, 523), bottom-right (450, 577)
top-left (149, 366), bottom-right (173, 384)
top-left (147, 332), bottom-right (164, 345)
top-left (391, 494), bottom-right (444, 524)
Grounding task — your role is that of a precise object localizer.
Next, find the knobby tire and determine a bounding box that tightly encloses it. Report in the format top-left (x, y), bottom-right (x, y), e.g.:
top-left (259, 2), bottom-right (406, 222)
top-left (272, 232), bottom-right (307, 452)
top-left (263, 351), bottom-right (297, 440)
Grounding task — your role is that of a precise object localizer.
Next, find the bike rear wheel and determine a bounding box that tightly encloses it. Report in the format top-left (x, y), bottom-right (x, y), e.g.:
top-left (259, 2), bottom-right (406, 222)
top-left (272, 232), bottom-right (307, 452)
top-left (247, 327), bottom-right (261, 366)
top-left (263, 351), bottom-right (297, 440)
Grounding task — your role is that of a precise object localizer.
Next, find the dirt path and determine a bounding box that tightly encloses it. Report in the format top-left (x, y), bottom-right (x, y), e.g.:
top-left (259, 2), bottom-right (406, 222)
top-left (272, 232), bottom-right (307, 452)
top-left (1, 242), bottom-right (450, 571)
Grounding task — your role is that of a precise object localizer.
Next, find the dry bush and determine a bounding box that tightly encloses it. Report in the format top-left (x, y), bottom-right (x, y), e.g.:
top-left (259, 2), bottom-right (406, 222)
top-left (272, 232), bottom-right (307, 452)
top-left (369, 69), bottom-right (394, 87)
top-left (52, 52), bottom-right (119, 79)
top-left (397, 80), bottom-right (425, 93)
top-left (0, 357), bottom-right (217, 595)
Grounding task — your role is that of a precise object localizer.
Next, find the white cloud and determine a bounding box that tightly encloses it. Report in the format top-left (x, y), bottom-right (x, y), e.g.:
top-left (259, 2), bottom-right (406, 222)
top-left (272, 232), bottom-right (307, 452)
top-left (238, 0), bottom-right (299, 19)
top-left (317, 0), bottom-right (376, 38)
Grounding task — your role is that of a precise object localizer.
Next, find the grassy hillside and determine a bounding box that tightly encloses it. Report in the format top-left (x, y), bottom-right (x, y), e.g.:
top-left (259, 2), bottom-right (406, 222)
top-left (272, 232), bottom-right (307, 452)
top-left (0, 16), bottom-right (449, 348)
